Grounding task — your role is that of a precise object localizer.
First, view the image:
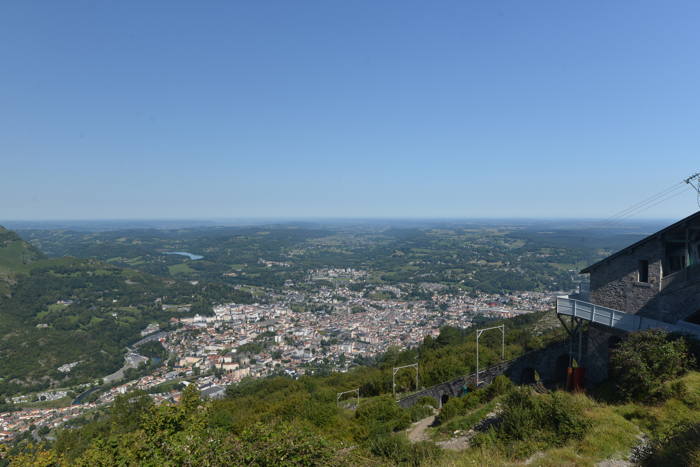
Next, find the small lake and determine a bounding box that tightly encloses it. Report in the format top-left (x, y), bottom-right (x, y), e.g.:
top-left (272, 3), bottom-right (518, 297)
top-left (164, 251), bottom-right (204, 260)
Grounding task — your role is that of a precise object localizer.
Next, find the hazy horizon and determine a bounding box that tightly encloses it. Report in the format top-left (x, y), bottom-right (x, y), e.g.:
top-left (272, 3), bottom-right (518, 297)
top-left (0, 216), bottom-right (679, 233)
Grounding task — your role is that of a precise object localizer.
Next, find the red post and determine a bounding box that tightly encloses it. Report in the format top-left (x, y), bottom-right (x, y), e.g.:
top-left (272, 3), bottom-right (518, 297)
top-left (566, 367), bottom-right (574, 391)
top-left (573, 367), bottom-right (585, 391)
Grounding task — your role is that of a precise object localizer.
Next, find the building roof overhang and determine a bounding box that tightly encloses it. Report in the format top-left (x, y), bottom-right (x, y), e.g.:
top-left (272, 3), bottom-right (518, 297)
top-left (580, 210), bottom-right (700, 274)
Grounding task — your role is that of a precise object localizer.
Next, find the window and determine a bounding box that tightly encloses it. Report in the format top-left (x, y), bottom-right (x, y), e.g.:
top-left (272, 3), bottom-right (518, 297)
top-left (668, 255), bottom-right (686, 275)
top-left (638, 260), bottom-right (649, 283)
top-left (664, 241), bottom-right (687, 276)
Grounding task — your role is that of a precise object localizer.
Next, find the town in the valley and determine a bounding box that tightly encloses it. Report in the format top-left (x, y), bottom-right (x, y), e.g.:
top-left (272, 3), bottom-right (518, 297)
top-left (0, 270), bottom-right (561, 441)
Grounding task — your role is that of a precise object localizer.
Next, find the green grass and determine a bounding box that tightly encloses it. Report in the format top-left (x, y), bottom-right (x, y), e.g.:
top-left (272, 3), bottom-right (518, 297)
top-left (15, 396), bottom-right (74, 410)
top-left (614, 371), bottom-right (700, 444)
top-left (438, 371), bottom-right (700, 466)
top-left (433, 400), bottom-right (499, 441)
top-left (148, 379), bottom-right (184, 394)
top-left (523, 403), bottom-right (640, 466)
top-left (124, 256), bottom-right (146, 266)
top-left (168, 262), bottom-right (195, 275)
top-left (237, 285), bottom-right (266, 297)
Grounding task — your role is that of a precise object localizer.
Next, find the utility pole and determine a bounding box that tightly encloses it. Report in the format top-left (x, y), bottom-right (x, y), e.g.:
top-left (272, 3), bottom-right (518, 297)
top-left (685, 172), bottom-right (700, 208)
top-left (336, 388), bottom-right (360, 409)
top-left (392, 363), bottom-right (418, 399)
top-left (475, 324), bottom-right (505, 386)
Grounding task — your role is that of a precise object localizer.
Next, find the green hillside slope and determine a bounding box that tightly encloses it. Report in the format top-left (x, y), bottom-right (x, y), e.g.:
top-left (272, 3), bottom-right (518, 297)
top-left (0, 227), bottom-right (249, 396)
top-left (0, 226), bottom-right (45, 294)
top-left (10, 324), bottom-right (700, 466)
top-left (5, 313), bottom-right (566, 465)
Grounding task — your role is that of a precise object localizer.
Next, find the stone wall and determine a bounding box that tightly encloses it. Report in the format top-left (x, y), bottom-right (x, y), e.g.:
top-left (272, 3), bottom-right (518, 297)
top-left (589, 239), bottom-right (662, 316)
top-left (396, 367), bottom-right (498, 409)
top-left (589, 231), bottom-right (700, 323)
top-left (656, 275), bottom-right (700, 322)
top-left (584, 324), bottom-right (628, 385)
top-left (397, 340), bottom-right (572, 408)
top-left (504, 339), bottom-right (571, 385)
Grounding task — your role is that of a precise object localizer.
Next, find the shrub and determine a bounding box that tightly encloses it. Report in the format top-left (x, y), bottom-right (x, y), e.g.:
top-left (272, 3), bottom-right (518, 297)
top-left (484, 375), bottom-right (513, 401)
top-left (476, 387), bottom-right (591, 458)
top-left (645, 422), bottom-right (700, 466)
top-left (234, 422), bottom-right (346, 466)
top-left (683, 336), bottom-right (700, 367)
top-left (670, 380), bottom-right (689, 400)
top-left (369, 434), bottom-right (412, 463)
top-left (542, 392), bottom-right (590, 443)
top-left (355, 395), bottom-right (411, 435)
top-left (436, 381), bottom-right (501, 425)
top-left (408, 403), bottom-right (434, 422)
top-left (461, 391), bottom-right (483, 410)
top-left (610, 330), bottom-right (694, 402)
top-left (436, 397), bottom-right (464, 425)
top-left (416, 396), bottom-right (438, 408)
top-left (369, 434), bottom-right (441, 466)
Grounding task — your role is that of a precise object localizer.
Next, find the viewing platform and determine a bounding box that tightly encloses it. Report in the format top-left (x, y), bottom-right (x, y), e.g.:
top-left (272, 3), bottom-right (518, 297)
top-left (556, 296), bottom-right (700, 337)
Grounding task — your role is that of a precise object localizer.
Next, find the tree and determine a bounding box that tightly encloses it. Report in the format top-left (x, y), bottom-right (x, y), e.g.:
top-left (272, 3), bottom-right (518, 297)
top-left (610, 329), bottom-right (695, 402)
top-left (110, 390), bottom-right (154, 433)
top-left (180, 383), bottom-right (201, 414)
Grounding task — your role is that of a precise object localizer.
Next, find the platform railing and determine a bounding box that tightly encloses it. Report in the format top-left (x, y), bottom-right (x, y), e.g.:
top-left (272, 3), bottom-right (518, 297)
top-left (556, 296), bottom-right (700, 337)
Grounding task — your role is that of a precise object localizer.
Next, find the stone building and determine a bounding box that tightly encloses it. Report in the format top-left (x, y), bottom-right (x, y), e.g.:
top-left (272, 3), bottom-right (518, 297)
top-left (580, 211), bottom-right (700, 383)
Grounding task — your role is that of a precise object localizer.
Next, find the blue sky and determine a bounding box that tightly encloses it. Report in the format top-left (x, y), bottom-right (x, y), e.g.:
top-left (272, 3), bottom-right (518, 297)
top-left (1, 1), bottom-right (699, 220)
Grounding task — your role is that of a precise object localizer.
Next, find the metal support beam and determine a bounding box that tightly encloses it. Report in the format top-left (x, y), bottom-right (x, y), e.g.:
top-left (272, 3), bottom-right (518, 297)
top-left (336, 388), bottom-right (360, 409)
top-left (556, 312), bottom-right (573, 336)
top-left (392, 363), bottom-right (418, 399)
top-left (476, 325), bottom-right (505, 386)
top-left (567, 317), bottom-right (583, 367)
top-left (569, 315), bottom-right (574, 366)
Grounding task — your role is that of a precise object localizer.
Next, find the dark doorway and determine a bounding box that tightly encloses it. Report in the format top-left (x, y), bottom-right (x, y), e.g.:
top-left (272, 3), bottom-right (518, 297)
top-left (441, 394), bottom-right (449, 406)
top-left (554, 354), bottom-right (570, 384)
top-left (521, 367), bottom-right (537, 384)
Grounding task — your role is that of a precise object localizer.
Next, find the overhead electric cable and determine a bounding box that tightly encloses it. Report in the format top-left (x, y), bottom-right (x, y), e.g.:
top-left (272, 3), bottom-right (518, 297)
top-left (605, 186), bottom-right (692, 225)
top-left (600, 182), bottom-right (686, 223)
top-left (592, 175), bottom-right (700, 228)
top-left (610, 186), bottom-right (690, 220)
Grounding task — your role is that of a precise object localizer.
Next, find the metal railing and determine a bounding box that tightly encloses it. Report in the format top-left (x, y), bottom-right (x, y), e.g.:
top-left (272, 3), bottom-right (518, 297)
top-left (556, 296), bottom-right (700, 337)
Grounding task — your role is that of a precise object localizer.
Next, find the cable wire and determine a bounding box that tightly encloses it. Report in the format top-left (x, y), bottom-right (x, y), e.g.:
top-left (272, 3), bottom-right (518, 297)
top-left (605, 185), bottom-right (693, 226)
top-left (600, 182), bottom-right (686, 223)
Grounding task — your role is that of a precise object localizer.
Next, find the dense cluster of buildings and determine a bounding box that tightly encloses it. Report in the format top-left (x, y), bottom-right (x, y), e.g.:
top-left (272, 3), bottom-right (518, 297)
top-left (165, 286), bottom-right (554, 378)
top-left (0, 404), bottom-right (97, 443)
top-left (0, 282), bottom-right (555, 443)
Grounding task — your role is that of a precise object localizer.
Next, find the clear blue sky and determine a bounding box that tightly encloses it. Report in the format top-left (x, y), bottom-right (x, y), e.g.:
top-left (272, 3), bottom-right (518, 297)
top-left (2, 1), bottom-right (699, 220)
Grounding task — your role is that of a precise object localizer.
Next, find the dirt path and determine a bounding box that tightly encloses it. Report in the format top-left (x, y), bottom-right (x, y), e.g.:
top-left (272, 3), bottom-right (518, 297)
top-left (407, 414), bottom-right (436, 442)
top-left (406, 414), bottom-right (474, 451)
top-left (407, 406), bottom-right (502, 452)
top-left (437, 435), bottom-right (473, 451)
top-left (405, 412), bottom-right (479, 451)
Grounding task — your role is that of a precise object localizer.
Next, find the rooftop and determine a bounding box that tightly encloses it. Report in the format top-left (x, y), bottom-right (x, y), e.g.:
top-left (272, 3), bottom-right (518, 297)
top-left (580, 210), bottom-right (700, 274)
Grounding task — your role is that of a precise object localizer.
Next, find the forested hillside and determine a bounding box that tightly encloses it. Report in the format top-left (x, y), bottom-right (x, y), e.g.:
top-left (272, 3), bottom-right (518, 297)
top-left (0, 226), bottom-right (45, 295)
top-left (0, 226), bottom-right (253, 395)
top-left (17, 223), bottom-right (644, 293)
